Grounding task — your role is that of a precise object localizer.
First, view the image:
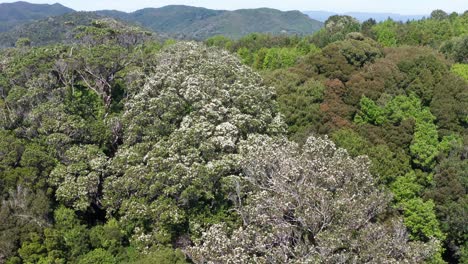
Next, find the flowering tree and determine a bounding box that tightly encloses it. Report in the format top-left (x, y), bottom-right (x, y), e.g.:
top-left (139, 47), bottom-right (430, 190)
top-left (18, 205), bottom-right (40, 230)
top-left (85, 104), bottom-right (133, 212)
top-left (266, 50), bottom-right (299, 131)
top-left (188, 135), bottom-right (438, 263)
top-left (49, 145), bottom-right (107, 211)
top-left (103, 42), bottom-right (285, 248)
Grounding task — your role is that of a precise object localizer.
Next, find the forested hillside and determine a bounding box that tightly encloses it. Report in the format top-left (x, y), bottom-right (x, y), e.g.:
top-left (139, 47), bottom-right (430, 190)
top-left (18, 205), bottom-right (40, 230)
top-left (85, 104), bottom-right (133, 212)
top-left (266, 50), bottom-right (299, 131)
top-left (304, 10), bottom-right (426, 22)
top-left (205, 10), bottom-right (468, 263)
top-left (0, 1), bottom-right (73, 32)
top-left (97, 6), bottom-right (323, 39)
top-left (0, 5), bottom-right (466, 264)
top-left (0, 13), bottom-right (125, 48)
top-left (0, 3), bottom-right (323, 45)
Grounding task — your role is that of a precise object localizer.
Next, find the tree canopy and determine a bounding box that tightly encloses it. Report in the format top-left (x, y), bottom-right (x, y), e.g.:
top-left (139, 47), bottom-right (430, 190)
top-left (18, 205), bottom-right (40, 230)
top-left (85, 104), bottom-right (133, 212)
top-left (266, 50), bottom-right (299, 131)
top-left (0, 9), bottom-right (467, 264)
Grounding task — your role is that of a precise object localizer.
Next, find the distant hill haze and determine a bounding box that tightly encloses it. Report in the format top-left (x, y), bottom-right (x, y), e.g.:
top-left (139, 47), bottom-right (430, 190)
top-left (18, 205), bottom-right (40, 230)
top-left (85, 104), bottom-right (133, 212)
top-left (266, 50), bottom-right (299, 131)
top-left (0, 1), bottom-right (74, 32)
top-left (0, 2), bottom-right (323, 42)
top-left (303, 10), bottom-right (427, 22)
top-left (0, 12), bottom-right (106, 47)
top-left (97, 5), bottom-right (323, 39)
top-left (0, 1), bottom-right (433, 43)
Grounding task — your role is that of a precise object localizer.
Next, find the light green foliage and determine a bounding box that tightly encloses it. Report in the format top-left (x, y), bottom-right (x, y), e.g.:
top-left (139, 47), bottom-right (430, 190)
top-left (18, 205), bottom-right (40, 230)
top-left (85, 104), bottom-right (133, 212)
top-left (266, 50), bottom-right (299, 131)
top-left (402, 19), bottom-right (454, 47)
top-left (357, 94), bottom-right (416, 122)
top-left (372, 19), bottom-right (398, 47)
top-left (391, 172), bottom-right (423, 202)
top-left (15, 38), bottom-right (31, 48)
top-left (460, 244), bottom-right (468, 264)
top-left (242, 46), bottom-right (305, 70)
top-left (410, 120), bottom-right (439, 170)
top-left (231, 33), bottom-right (301, 52)
top-left (391, 172), bottom-right (445, 243)
top-left (130, 247), bottom-right (187, 264)
top-left (252, 47), bottom-right (268, 69)
top-left (0, 131), bottom-right (56, 192)
top-left (438, 134), bottom-right (463, 154)
top-left (89, 219), bottom-right (125, 255)
top-left (236, 47), bottom-right (253, 65)
top-left (296, 39), bottom-right (320, 55)
top-left (49, 207), bottom-right (90, 260)
top-left (78, 249), bottom-right (116, 264)
top-left (355, 96), bottom-right (386, 125)
top-left (216, 34), bottom-right (321, 70)
top-left (385, 94), bottom-right (424, 123)
top-left (451, 63), bottom-right (468, 81)
top-left (18, 233), bottom-right (46, 264)
top-left (452, 13), bottom-right (468, 36)
top-left (349, 92), bottom-right (448, 254)
top-left (355, 94), bottom-right (441, 170)
top-left (204, 35), bottom-right (233, 50)
top-left (406, 106), bottom-right (439, 170)
top-left (262, 47), bottom-right (301, 70)
top-left (371, 12), bottom-right (468, 48)
top-left (400, 198), bottom-right (445, 241)
top-left (16, 206), bottom-right (91, 263)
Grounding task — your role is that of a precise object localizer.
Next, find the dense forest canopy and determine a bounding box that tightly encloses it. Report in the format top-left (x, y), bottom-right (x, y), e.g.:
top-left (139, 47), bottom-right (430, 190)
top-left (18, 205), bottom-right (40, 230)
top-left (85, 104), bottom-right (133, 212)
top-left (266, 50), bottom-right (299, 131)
top-left (0, 4), bottom-right (467, 264)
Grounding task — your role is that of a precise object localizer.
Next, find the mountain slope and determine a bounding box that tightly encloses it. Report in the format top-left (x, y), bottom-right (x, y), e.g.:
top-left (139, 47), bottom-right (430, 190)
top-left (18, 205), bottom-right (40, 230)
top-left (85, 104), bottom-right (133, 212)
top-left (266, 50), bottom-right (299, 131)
top-left (304, 10), bottom-right (426, 22)
top-left (0, 12), bottom-right (100, 47)
top-left (98, 5), bottom-right (323, 39)
top-left (0, 1), bottom-right (74, 32)
top-left (192, 8), bottom-right (323, 39)
top-left (0, 2), bottom-right (323, 45)
top-left (98, 5), bottom-right (224, 33)
top-left (0, 12), bottom-right (157, 48)
top-left (344, 12), bottom-right (425, 22)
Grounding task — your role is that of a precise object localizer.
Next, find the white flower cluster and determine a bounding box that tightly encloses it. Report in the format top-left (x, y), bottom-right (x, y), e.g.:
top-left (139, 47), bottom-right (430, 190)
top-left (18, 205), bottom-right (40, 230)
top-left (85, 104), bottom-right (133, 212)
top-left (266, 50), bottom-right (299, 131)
top-left (188, 135), bottom-right (438, 263)
top-left (103, 42), bottom-right (285, 248)
top-left (49, 145), bottom-right (107, 211)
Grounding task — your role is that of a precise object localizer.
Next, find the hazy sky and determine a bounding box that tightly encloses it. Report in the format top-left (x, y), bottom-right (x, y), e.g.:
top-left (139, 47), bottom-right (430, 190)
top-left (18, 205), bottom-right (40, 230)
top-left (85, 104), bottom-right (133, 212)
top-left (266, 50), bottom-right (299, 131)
top-left (1, 0), bottom-right (467, 14)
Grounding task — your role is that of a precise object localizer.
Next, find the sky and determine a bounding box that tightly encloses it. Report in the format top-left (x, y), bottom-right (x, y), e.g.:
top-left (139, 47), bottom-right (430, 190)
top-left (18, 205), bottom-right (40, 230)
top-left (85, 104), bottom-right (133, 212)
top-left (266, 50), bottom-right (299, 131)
top-left (1, 0), bottom-right (467, 14)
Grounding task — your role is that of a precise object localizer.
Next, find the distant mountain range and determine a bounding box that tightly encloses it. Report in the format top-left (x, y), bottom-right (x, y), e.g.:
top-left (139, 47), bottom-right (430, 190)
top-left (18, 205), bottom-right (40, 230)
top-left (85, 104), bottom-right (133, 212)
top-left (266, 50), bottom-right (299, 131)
top-left (0, 1), bottom-right (74, 32)
top-left (303, 11), bottom-right (426, 22)
top-left (0, 2), bottom-right (323, 44)
top-left (0, 12), bottom-right (110, 47)
top-left (96, 5), bottom-right (323, 39)
top-left (0, 1), bottom-right (435, 47)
